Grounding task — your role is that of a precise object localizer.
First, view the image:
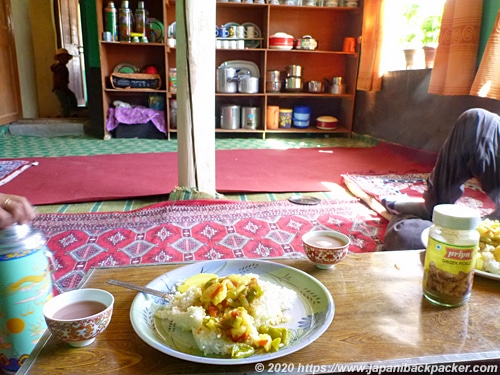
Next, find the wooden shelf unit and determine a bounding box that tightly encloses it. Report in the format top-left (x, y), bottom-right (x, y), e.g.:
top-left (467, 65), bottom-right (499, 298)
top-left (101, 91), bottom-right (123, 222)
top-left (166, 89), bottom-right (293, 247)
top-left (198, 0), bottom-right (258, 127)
top-left (96, 0), bottom-right (172, 139)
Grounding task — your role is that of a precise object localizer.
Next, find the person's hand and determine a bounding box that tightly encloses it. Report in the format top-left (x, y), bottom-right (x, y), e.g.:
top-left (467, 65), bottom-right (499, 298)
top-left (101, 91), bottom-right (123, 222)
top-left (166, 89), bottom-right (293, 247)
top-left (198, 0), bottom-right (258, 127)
top-left (0, 194), bottom-right (36, 229)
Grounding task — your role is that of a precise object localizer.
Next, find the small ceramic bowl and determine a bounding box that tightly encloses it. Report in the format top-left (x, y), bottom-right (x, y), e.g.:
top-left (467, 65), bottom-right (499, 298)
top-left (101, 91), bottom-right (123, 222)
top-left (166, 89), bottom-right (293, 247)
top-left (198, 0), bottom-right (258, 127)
top-left (302, 230), bottom-right (350, 269)
top-left (43, 288), bottom-right (114, 347)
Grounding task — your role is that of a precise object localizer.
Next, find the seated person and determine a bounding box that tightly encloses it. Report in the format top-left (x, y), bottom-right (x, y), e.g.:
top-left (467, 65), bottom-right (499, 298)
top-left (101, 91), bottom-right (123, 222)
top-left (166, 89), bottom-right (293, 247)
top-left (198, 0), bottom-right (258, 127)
top-left (384, 108), bottom-right (500, 250)
top-left (0, 193), bottom-right (36, 229)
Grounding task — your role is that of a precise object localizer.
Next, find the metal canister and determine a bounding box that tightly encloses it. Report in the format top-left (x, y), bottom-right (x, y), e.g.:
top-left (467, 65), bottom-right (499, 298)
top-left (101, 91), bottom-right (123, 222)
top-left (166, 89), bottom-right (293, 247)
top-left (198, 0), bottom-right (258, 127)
top-left (220, 105), bottom-right (241, 129)
top-left (0, 225), bottom-right (54, 374)
top-left (241, 107), bottom-right (260, 130)
top-left (104, 1), bottom-right (118, 41)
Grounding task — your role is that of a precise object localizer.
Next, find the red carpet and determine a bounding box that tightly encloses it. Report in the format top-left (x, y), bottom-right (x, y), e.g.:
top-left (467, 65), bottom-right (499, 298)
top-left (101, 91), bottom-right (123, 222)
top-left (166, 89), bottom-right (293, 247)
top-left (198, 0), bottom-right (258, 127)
top-left (1, 143), bottom-right (437, 205)
top-left (31, 199), bottom-right (387, 293)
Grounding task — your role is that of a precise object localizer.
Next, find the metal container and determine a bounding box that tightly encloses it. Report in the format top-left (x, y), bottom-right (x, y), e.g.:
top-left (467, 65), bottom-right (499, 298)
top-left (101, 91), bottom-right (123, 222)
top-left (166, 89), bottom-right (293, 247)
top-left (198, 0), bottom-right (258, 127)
top-left (220, 105), bottom-right (241, 129)
top-left (241, 107), bottom-right (260, 129)
top-left (216, 66), bottom-right (238, 93)
top-left (0, 224), bottom-right (54, 374)
top-left (285, 77), bottom-right (303, 92)
top-left (286, 65), bottom-right (302, 77)
top-left (238, 77), bottom-right (259, 93)
top-left (266, 70), bottom-right (281, 82)
top-left (266, 81), bottom-right (282, 93)
top-left (308, 80), bottom-right (323, 93)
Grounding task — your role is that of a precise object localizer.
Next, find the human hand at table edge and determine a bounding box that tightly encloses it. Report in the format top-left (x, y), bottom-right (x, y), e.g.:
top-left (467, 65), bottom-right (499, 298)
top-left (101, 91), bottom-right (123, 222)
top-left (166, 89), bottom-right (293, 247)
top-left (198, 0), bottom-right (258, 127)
top-left (0, 193), bottom-right (37, 229)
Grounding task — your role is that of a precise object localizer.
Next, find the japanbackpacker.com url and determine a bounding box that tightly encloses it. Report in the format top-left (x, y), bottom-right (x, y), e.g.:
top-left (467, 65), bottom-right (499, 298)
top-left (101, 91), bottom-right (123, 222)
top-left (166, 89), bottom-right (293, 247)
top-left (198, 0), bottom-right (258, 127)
top-left (255, 362), bottom-right (499, 374)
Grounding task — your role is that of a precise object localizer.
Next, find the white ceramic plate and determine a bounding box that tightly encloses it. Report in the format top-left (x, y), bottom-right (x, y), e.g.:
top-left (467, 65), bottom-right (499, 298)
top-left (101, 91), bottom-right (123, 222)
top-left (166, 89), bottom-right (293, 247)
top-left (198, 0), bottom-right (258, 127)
top-left (242, 22), bottom-right (262, 48)
top-left (475, 269), bottom-right (500, 280)
top-left (130, 259), bottom-right (334, 365)
top-left (421, 227), bottom-right (500, 280)
top-left (221, 60), bottom-right (260, 78)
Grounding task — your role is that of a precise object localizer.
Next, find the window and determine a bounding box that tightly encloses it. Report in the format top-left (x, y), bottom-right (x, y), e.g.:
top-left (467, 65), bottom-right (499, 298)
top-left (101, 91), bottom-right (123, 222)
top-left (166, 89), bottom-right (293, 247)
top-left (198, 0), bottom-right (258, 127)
top-left (381, 0), bottom-right (445, 72)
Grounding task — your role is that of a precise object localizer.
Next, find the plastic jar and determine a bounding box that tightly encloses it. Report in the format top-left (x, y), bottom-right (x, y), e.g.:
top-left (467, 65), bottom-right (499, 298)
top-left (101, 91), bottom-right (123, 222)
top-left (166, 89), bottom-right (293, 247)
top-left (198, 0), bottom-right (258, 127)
top-left (169, 68), bottom-right (177, 94)
top-left (422, 204), bottom-right (481, 307)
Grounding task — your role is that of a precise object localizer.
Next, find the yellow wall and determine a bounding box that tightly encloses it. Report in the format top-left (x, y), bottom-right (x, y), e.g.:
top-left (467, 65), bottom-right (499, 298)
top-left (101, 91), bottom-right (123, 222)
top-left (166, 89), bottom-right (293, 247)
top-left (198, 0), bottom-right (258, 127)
top-left (29, 0), bottom-right (59, 117)
top-left (12, 0), bottom-right (59, 118)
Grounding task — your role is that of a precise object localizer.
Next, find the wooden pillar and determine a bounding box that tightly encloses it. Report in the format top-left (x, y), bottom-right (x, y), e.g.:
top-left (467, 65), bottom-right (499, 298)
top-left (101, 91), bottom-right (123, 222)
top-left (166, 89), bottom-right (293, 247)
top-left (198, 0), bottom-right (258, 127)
top-left (176, 0), bottom-right (216, 194)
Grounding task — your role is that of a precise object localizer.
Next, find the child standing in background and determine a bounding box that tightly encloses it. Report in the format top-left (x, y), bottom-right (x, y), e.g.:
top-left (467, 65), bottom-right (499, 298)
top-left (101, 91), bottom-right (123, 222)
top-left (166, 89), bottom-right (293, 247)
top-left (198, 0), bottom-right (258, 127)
top-left (51, 48), bottom-right (77, 117)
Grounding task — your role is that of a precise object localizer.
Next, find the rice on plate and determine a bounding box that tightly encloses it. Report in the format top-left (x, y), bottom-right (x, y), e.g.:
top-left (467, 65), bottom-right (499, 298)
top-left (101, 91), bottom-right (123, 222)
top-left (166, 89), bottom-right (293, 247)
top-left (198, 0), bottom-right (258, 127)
top-left (155, 273), bottom-right (297, 358)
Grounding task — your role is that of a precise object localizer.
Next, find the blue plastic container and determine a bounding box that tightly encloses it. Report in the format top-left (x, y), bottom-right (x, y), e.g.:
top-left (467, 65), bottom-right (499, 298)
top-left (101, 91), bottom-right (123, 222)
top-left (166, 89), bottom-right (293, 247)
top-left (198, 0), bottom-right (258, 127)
top-left (293, 106), bottom-right (310, 128)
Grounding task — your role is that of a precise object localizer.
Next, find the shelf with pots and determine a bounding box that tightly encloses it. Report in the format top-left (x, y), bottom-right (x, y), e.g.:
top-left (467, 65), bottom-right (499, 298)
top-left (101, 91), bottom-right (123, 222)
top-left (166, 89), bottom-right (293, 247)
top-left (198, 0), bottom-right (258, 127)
top-left (212, 0), bottom-right (362, 138)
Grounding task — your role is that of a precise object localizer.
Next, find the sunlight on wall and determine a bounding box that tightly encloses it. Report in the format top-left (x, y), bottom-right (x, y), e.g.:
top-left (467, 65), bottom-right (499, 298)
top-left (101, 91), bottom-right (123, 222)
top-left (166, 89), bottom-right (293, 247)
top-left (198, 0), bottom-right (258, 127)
top-left (381, 0), bottom-right (445, 72)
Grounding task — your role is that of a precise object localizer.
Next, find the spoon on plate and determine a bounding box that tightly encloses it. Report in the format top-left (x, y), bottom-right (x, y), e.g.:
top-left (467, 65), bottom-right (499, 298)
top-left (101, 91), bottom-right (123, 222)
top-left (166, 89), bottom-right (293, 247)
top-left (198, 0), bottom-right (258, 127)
top-left (107, 279), bottom-right (173, 300)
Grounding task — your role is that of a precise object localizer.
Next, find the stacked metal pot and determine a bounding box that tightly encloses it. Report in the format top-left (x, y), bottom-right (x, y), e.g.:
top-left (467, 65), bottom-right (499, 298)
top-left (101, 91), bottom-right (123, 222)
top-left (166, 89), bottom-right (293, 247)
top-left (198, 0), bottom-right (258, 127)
top-left (266, 70), bottom-right (281, 93)
top-left (284, 65), bottom-right (302, 92)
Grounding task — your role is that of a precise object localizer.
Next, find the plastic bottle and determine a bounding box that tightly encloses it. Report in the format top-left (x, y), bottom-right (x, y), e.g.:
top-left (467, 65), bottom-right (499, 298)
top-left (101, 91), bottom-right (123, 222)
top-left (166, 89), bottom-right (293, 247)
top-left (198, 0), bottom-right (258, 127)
top-left (104, 1), bottom-right (118, 41)
top-left (118, 0), bottom-right (132, 42)
top-left (422, 204), bottom-right (481, 307)
top-left (135, 1), bottom-right (146, 36)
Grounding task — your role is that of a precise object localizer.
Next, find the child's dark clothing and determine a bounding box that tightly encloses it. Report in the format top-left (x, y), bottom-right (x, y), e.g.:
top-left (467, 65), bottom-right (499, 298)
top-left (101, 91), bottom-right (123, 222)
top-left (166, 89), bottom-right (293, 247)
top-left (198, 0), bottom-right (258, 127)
top-left (51, 50), bottom-right (77, 117)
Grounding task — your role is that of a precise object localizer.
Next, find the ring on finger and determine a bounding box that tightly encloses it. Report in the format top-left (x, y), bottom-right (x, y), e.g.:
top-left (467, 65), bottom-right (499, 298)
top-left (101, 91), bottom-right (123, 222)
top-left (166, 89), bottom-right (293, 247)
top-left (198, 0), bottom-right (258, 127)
top-left (1, 198), bottom-right (13, 209)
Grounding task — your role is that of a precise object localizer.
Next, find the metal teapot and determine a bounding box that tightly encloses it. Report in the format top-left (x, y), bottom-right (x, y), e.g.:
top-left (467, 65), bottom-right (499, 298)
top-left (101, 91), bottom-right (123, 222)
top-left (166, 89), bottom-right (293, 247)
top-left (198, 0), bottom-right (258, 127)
top-left (0, 224), bottom-right (54, 374)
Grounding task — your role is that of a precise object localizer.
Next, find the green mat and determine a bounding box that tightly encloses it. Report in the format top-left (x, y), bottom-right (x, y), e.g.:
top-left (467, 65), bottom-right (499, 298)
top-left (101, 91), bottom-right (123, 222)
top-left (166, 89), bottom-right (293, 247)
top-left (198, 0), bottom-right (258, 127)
top-left (0, 128), bottom-right (376, 158)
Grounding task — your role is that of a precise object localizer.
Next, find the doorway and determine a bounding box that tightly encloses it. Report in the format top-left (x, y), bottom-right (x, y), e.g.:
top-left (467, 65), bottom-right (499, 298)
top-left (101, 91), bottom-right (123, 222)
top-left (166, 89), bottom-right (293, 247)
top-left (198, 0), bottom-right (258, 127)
top-left (54, 0), bottom-right (86, 107)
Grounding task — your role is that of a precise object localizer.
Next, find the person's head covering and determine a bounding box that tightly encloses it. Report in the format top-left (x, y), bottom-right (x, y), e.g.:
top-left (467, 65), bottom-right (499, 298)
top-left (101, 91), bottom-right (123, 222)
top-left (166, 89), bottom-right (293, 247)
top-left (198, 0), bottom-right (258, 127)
top-left (55, 48), bottom-right (73, 60)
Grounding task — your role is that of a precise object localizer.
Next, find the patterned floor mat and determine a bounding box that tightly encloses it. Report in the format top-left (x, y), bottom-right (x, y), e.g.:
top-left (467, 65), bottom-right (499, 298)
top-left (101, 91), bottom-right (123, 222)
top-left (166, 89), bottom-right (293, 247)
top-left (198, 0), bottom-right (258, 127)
top-left (32, 198), bottom-right (387, 293)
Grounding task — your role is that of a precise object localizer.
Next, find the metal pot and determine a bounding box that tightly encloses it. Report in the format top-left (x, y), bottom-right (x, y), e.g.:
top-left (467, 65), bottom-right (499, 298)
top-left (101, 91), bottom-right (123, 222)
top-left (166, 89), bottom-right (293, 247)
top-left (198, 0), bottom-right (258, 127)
top-left (266, 81), bottom-right (281, 93)
top-left (238, 76), bottom-right (259, 93)
top-left (216, 65), bottom-right (238, 93)
top-left (266, 70), bottom-right (281, 82)
top-left (308, 80), bottom-right (323, 93)
top-left (285, 77), bottom-right (302, 92)
top-left (286, 65), bottom-right (302, 77)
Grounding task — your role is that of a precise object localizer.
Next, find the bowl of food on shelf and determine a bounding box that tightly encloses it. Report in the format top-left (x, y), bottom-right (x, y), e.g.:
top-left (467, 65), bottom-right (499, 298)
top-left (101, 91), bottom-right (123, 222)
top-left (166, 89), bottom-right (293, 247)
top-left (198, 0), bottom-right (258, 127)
top-left (269, 32), bottom-right (294, 50)
top-left (316, 115), bottom-right (338, 130)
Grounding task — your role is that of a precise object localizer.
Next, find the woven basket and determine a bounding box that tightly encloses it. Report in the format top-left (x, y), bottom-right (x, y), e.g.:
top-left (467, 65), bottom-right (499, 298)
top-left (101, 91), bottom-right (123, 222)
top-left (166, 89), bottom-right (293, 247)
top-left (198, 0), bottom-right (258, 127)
top-left (110, 73), bottom-right (161, 90)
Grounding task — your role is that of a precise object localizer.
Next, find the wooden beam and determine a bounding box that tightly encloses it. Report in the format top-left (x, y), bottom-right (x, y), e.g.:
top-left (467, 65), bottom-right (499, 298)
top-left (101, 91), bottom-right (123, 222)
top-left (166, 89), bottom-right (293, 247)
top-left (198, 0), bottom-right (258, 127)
top-left (176, 0), bottom-right (216, 194)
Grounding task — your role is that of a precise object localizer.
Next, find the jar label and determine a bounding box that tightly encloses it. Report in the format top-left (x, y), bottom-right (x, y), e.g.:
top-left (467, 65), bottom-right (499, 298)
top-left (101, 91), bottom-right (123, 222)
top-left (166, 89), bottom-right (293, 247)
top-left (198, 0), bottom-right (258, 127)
top-left (423, 237), bottom-right (477, 304)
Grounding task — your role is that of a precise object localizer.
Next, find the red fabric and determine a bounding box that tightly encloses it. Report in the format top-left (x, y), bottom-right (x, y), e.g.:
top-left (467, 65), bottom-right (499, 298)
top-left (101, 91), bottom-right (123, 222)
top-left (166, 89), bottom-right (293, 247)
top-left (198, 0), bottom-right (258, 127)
top-left (31, 199), bottom-right (387, 293)
top-left (1, 143), bottom-right (437, 205)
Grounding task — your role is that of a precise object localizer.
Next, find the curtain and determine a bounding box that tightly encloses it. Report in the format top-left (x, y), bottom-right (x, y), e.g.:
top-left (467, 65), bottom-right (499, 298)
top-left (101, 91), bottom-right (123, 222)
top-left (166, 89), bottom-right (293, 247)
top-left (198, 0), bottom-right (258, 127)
top-left (470, 10), bottom-right (500, 99)
top-left (357, 0), bottom-right (385, 92)
top-left (428, 0), bottom-right (483, 96)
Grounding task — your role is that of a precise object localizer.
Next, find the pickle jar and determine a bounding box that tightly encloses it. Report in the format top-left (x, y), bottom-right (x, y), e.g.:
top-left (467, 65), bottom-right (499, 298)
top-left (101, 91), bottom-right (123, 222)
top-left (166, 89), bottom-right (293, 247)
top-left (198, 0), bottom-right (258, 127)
top-left (422, 204), bottom-right (481, 307)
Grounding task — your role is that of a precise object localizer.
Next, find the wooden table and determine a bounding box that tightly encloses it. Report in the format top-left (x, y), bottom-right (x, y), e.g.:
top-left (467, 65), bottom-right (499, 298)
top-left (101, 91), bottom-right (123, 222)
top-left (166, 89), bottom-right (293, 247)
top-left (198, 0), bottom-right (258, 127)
top-left (19, 251), bottom-right (500, 374)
